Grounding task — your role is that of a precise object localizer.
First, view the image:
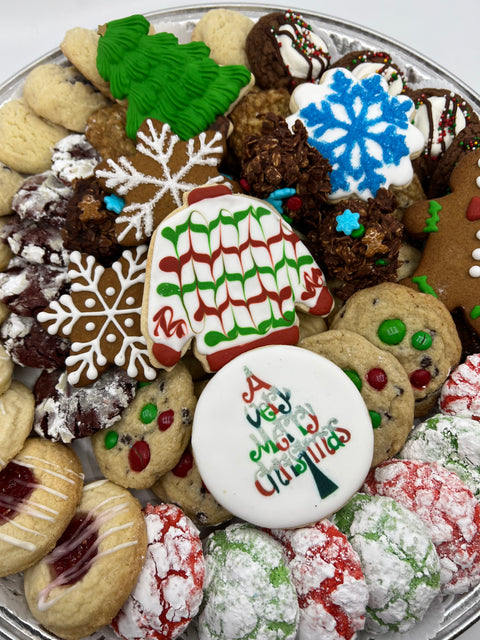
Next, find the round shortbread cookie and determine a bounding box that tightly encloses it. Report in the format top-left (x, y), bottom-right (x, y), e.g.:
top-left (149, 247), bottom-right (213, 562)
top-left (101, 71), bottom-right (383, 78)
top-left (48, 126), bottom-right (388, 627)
top-left (92, 363), bottom-right (196, 489)
top-left (23, 63), bottom-right (110, 132)
top-left (0, 162), bottom-right (23, 216)
top-left (24, 479), bottom-right (147, 640)
top-left (0, 340), bottom-right (14, 396)
top-left (299, 329), bottom-right (415, 466)
top-left (0, 98), bottom-right (68, 174)
top-left (0, 381), bottom-right (34, 470)
top-left (191, 8), bottom-right (254, 67)
top-left (0, 438), bottom-right (83, 577)
top-left (331, 282), bottom-right (462, 416)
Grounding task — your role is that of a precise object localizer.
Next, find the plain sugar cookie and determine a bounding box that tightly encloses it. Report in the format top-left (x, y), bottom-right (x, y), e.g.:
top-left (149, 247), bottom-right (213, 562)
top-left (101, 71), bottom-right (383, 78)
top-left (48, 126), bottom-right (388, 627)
top-left (0, 380), bottom-right (34, 470)
top-left (0, 98), bottom-right (68, 174)
top-left (0, 162), bottom-right (24, 216)
top-left (191, 8), bottom-right (254, 67)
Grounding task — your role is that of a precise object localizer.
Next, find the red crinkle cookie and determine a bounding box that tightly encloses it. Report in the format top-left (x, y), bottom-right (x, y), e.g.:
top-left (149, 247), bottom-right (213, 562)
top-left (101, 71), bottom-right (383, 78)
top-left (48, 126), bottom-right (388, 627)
top-left (364, 458), bottom-right (480, 594)
top-left (112, 502), bottom-right (205, 640)
top-left (439, 353), bottom-right (480, 420)
top-left (268, 520), bottom-right (368, 640)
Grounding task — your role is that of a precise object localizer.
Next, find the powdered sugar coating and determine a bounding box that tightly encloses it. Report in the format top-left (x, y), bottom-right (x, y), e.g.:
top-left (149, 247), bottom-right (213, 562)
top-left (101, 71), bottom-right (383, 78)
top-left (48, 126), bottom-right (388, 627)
top-left (439, 353), bottom-right (480, 420)
top-left (364, 459), bottom-right (480, 594)
top-left (268, 520), bottom-right (368, 640)
top-left (399, 413), bottom-right (480, 499)
top-left (12, 171), bottom-right (72, 225)
top-left (51, 134), bottom-right (101, 186)
top-left (198, 522), bottom-right (299, 640)
top-left (33, 367), bottom-right (136, 442)
top-left (332, 493), bottom-right (440, 635)
top-left (112, 503), bottom-right (204, 640)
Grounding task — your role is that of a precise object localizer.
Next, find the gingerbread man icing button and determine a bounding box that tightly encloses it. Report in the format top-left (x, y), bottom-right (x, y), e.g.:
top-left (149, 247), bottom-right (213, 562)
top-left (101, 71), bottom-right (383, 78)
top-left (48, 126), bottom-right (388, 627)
top-left (401, 149), bottom-right (480, 338)
top-left (191, 344), bottom-right (374, 529)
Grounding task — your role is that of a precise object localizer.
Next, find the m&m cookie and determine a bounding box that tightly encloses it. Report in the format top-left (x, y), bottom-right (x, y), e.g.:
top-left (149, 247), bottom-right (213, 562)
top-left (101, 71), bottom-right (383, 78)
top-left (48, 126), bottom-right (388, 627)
top-left (299, 329), bottom-right (414, 467)
top-left (92, 363), bottom-right (196, 489)
top-left (331, 282), bottom-right (462, 416)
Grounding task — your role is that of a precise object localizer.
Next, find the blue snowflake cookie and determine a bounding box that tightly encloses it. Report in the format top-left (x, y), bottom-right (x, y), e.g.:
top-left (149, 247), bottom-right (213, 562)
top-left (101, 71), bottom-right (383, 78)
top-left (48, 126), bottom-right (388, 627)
top-left (286, 68), bottom-right (425, 200)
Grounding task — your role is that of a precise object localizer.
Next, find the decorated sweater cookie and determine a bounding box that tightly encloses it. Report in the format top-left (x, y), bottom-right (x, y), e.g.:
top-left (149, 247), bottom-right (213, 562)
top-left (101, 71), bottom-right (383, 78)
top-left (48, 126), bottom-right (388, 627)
top-left (142, 185), bottom-right (334, 373)
top-left (399, 412), bottom-right (480, 500)
top-left (299, 329), bottom-right (414, 467)
top-left (402, 149), bottom-right (480, 339)
top-left (192, 344), bottom-right (373, 529)
top-left (198, 522), bottom-right (299, 640)
top-left (91, 363), bottom-right (196, 489)
top-left (24, 479), bottom-right (147, 640)
top-left (38, 247), bottom-right (156, 386)
top-left (268, 520), bottom-right (368, 640)
top-left (286, 68), bottom-right (425, 201)
top-left (95, 118), bottom-right (231, 246)
top-left (439, 352), bottom-right (480, 420)
top-left (0, 438), bottom-right (83, 578)
top-left (331, 493), bottom-right (441, 635)
top-left (112, 503), bottom-right (205, 640)
top-left (245, 11), bottom-right (331, 91)
top-left (96, 14), bottom-right (252, 141)
top-left (331, 282), bottom-right (462, 416)
top-left (364, 458), bottom-right (480, 594)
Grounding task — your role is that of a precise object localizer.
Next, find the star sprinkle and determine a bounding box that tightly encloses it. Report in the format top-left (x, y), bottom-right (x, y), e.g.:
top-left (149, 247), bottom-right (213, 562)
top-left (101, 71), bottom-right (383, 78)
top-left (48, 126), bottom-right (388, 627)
top-left (336, 209), bottom-right (361, 235)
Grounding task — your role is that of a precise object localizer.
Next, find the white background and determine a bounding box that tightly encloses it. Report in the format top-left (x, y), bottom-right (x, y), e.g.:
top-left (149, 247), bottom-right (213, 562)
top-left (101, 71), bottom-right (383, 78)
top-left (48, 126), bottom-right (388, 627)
top-left (0, 1), bottom-right (479, 639)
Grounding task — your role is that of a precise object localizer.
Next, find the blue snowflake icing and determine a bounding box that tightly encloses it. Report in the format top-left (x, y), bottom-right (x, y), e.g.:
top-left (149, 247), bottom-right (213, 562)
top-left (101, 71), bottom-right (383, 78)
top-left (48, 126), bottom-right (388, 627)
top-left (297, 71), bottom-right (414, 198)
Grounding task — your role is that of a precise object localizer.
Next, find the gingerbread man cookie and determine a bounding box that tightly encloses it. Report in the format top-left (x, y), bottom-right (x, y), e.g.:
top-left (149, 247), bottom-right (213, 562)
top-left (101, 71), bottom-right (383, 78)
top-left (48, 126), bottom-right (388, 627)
top-left (401, 149), bottom-right (480, 339)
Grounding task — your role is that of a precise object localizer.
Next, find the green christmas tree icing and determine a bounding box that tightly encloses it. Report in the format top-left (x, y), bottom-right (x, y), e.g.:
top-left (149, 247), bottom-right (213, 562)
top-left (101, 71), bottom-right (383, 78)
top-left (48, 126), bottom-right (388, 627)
top-left (96, 14), bottom-right (251, 140)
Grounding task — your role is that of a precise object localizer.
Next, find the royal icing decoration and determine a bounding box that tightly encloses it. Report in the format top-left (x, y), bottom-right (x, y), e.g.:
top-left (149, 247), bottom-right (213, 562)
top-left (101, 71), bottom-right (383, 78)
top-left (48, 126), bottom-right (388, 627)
top-left (144, 188), bottom-right (334, 372)
top-left (96, 119), bottom-right (228, 246)
top-left (38, 247), bottom-right (156, 386)
top-left (192, 345), bottom-right (374, 528)
top-left (286, 68), bottom-right (425, 200)
top-left (274, 11), bottom-right (330, 83)
top-left (96, 14), bottom-right (251, 141)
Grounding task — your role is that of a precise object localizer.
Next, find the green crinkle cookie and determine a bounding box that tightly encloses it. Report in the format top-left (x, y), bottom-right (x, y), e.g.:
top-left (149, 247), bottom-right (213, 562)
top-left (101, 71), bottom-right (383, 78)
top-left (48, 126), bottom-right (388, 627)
top-left (399, 413), bottom-right (480, 499)
top-left (198, 522), bottom-right (298, 640)
top-left (332, 493), bottom-right (440, 635)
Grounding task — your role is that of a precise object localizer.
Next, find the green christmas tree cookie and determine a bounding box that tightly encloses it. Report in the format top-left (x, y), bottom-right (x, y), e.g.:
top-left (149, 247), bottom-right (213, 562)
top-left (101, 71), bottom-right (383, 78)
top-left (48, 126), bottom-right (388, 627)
top-left (96, 14), bottom-right (252, 140)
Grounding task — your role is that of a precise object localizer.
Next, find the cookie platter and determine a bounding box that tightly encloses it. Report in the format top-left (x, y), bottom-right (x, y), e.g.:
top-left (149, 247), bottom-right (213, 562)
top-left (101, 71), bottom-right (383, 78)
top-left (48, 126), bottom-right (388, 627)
top-left (1, 4), bottom-right (480, 640)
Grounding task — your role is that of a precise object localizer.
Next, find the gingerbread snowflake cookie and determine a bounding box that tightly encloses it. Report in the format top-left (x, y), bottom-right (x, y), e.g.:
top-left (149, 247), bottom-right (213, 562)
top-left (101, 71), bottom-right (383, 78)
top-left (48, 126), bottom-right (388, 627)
top-left (38, 247), bottom-right (156, 386)
top-left (95, 118), bottom-right (231, 245)
top-left (401, 149), bottom-right (480, 339)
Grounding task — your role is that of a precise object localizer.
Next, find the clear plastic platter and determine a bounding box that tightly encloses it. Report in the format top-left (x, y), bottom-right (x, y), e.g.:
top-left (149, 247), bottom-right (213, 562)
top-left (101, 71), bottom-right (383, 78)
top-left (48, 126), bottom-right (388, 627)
top-left (1, 4), bottom-right (479, 640)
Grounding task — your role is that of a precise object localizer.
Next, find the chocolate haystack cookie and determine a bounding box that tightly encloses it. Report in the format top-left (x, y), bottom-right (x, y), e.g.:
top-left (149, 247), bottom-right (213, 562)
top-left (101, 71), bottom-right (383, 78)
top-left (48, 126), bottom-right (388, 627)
top-left (62, 176), bottom-right (124, 266)
top-left (312, 189), bottom-right (403, 299)
top-left (85, 103), bottom-right (136, 161)
top-left (241, 114), bottom-right (332, 234)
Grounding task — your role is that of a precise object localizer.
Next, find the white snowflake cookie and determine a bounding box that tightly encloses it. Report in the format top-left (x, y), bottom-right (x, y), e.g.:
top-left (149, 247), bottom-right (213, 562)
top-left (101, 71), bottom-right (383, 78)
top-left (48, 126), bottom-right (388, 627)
top-left (286, 68), bottom-right (425, 200)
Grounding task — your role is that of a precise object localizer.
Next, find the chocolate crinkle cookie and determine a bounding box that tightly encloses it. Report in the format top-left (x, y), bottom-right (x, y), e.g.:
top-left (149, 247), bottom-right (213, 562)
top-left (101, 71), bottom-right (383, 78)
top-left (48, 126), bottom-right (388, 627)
top-left (50, 133), bottom-right (101, 186)
top-left (1, 313), bottom-right (70, 370)
top-left (0, 214), bottom-right (70, 267)
top-left (62, 176), bottom-right (124, 266)
top-left (0, 257), bottom-right (68, 317)
top-left (312, 188), bottom-right (403, 300)
top-left (241, 114), bottom-right (331, 234)
top-left (33, 367), bottom-right (137, 442)
top-left (12, 171), bottom-right (72, 226)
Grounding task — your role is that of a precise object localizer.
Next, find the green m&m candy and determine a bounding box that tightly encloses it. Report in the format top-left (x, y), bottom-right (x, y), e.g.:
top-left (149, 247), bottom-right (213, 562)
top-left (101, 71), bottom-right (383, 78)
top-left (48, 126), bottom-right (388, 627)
top-left (140, 403), bottom-right (158, 424)
top-left (104, 430), bottom-right (118, 449)
top-left (343, 368), bottom-right (362, 391)
top-left (411, 330), bottom-right (432, 351)
top-left (377, 318), bottom-right (406, 345)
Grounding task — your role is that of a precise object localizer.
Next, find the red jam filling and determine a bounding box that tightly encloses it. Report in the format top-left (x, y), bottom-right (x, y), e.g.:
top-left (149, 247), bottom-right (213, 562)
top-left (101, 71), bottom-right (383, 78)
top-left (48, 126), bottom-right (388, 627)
top-left (50, 513), bottom-right (97, 585)
top-left (0, 461), bottom-right (36, 523)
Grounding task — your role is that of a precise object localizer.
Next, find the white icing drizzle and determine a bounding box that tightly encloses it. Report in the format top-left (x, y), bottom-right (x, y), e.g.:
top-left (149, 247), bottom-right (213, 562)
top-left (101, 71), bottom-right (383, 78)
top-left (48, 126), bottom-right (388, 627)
top-left (36, 495), bottom-right (139, 611)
